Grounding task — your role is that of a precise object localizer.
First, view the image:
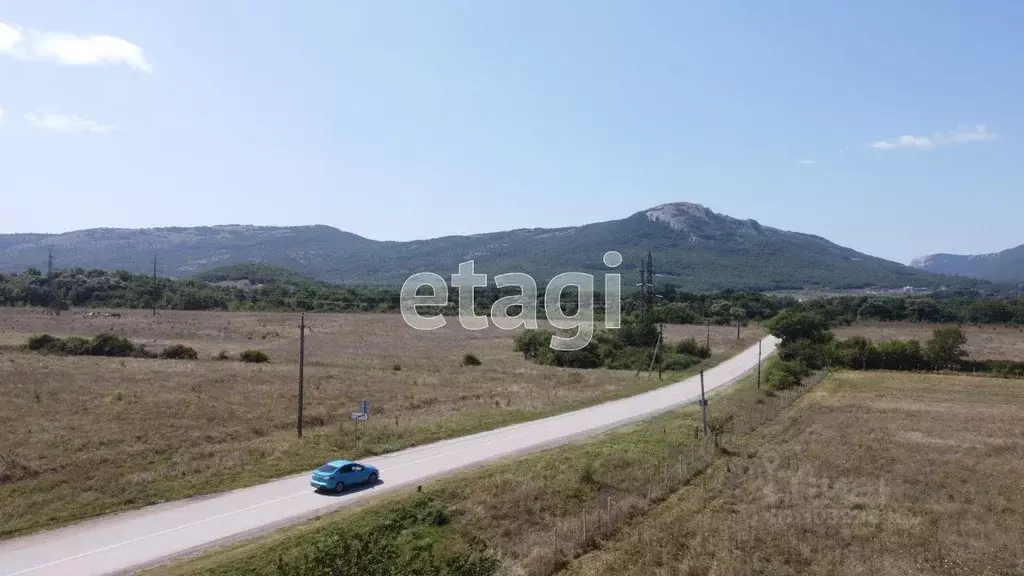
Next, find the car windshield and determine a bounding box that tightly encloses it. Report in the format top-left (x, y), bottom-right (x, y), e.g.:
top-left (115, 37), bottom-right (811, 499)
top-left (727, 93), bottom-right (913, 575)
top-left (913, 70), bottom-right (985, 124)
top-left (316, 465), bottom-right (337, 474)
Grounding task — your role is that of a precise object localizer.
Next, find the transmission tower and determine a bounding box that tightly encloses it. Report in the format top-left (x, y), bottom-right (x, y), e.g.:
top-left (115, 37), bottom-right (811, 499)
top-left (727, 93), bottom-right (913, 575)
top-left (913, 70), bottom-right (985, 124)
top-left (636, 251), bottom-right (655, 318)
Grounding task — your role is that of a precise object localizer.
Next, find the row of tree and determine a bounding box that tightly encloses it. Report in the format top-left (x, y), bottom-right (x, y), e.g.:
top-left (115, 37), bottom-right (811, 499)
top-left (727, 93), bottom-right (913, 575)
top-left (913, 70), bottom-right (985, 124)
top-left (0, 265), bottom-right (787, 319)
top-left (799, 292), bottom-right (1024, 325)
top-left (3, 265), bottom-right (1024, 328)
top-left (765, 308), bottom-right (1024, 386)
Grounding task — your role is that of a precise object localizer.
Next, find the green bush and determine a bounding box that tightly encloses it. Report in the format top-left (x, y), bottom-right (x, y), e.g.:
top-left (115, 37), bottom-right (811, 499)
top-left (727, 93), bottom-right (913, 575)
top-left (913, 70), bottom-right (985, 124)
top-left (765, 360), bottom-right (809, 390)
top-left (240, 349), bottom-right (270, 363)
top-left (461, 353), bottom-right (481, 366)
top-left (671, 337), bottom-right (711, 359)
top-left (536, 343), bottom-right (605, 369)
top-left (59, 336), bottom-right (94, 356)
top-left (160, 344), bottom-right (198, 360)
top-left (27, 334), bottom-right (59, 351)
top-left (603, 345), bottom-right (652, 370)
top-left (662, 353), bottom-right (701, 371)
top-left (777, 339), bottom-right (828, 370)
top-left (513, 329), bottom-right (553, 360)
top-left (89, 333), bottom-right (138, 357)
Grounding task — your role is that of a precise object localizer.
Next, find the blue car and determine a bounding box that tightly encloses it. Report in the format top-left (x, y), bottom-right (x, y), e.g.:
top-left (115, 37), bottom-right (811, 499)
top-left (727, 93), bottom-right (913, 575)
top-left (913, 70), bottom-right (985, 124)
top-left (310, 459), bottom-right (379, 493)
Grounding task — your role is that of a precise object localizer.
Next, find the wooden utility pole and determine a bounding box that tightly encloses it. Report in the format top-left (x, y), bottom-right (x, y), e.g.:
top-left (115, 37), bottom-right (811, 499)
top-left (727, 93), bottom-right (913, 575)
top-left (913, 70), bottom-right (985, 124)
top-left (657, 324), bottom-right (664, 380)
top-left (706, 316), bottom-right (711, 350)
top-left (757, 338), bottom-right (762, 389)
top-left (699, 369), bottom-right (709, 438)
top-left (297, 312), bottom-right (306, 438)
top-left (644, 324), bottom-right (664, 379)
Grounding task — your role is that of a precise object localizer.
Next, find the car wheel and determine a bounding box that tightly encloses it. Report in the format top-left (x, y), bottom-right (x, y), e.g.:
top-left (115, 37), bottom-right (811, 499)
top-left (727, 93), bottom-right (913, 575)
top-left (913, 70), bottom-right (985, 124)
top-left (335, 481), bottom-right (345, 494)
top-left (368, 472), bottom-right (378, 484)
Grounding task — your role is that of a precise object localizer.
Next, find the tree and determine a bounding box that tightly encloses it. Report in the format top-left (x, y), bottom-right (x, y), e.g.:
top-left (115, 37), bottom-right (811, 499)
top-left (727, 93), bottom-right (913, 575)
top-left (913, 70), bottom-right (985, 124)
top-left (765, 309), bottom-right (829, 344)
top-left (925, 327), bottom-right (968, 370)
top-left (729, 306), bottom-right (746, 340)
top-left (906, 299), bottom-right (941, 323)
top-left (709, 299), bottom-right (732, 323)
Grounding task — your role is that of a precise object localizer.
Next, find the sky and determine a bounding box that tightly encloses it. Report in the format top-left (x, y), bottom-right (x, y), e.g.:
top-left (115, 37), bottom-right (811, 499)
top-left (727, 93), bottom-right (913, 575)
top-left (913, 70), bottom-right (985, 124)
top-left (0, 0), bottom-right (1020, 264)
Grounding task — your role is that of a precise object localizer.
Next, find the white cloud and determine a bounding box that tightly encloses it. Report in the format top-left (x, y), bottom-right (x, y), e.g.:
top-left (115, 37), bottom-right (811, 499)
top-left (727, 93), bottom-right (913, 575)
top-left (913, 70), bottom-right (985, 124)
top-left (795, 159), bottom-right (816, 165)
top-left (0, 108), bottom-right (6, 122)
top-left (870, 124), bottom-right (996, 151)
top-left (0, 21), bottom-right (151, 73)
top-left (25, 110), bottom-right (118, 133)
top-left (0, 22), bottom-right (24, 53)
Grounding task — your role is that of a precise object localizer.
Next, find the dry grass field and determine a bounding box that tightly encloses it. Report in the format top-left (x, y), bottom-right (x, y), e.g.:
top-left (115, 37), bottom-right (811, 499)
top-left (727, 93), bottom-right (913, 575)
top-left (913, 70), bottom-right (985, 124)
top-left (149, 362), bottom-right (808, 576)
top-left (0, 307), bottom-right (761, 538)
top-left (834, 321), bottom-right (1024, 361)
top-left (566, 371), bottom-right (1024, 575)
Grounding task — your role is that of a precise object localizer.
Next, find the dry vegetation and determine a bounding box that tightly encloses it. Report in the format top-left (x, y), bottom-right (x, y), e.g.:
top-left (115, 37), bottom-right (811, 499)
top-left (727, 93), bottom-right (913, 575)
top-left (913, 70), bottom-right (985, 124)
top-left (149, 363), bottom-right (809, 576)
top-left (0, 308), bottom-right (761, 538)
top-left (834, 321), bottom-right (1024, 361)
top-left (566, 371), bottom-right (1024, 575)
top-left (150, 370), bottom-right (1024, 576)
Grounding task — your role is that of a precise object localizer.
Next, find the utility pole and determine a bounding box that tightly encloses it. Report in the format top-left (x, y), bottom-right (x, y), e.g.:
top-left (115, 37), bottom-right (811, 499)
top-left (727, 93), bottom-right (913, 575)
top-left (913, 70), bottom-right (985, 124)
top-left (657, 323), bottom-right (664, 380)
top-left (152, 255), bottom-right (158, 317)
top-left (706, 315), bottom-right (711, 351)
top-left (699, 369), bottom-right (708, 438)
top-left (644, 323), bottom-right (663, 379)
top-left (757, 338), bottom-right (762, 389)
top-left (297, 312), bottom-right (306, 439)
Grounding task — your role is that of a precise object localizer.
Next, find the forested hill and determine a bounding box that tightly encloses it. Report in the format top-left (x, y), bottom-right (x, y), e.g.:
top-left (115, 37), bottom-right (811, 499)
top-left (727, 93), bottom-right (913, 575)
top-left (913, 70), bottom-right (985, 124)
top-left (0, 202), bottom-right (962, 291)
top-left (911, 244), bottom-right (1024, 283)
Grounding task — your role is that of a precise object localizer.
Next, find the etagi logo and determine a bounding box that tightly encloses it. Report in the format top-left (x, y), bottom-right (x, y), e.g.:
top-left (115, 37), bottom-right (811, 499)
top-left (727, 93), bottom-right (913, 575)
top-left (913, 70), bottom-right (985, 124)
top-left (400, 251), bottom-right (624, 351)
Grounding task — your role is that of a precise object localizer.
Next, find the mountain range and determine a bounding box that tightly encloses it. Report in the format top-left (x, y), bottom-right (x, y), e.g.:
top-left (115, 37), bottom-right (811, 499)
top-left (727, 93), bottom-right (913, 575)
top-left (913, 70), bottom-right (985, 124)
top-left (0, 202), bottom-right (962, 291)
top-left (911, 245), bottom-right (1024, 283)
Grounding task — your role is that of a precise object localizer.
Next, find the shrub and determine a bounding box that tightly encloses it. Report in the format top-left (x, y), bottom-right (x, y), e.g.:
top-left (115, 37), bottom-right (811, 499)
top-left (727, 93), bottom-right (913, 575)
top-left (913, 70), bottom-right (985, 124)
top-left (391, 363), bottom-right (402, 371)
top-left (672, 337), bottom-right (711, 359)
top-left (59, 336), bottom-right (94, 356)
top-left (27, 334), bottom-right (59, 351)
top-left (765, 359), bottom-right (809, 390)
top-left (240, 349), bottom-right (269, 363)
top-left (603, 346), bottom-right (652, 370)
top-left (461, 353), bottom-right (481, 366)
top-left (778, 339), bottom-right (827, 370)
top-left (536, 344), bottom-right (605, 369)
top-left (89, 333), bottom-right (137, 357)
top-left (662, 353), bottom-right (701, 371)
top-left (216, 350), bottom-right (231, 360)
top-left (513, 329), bottom-right (552, 360)
top-left (160, 344), bottom-right (198, 360)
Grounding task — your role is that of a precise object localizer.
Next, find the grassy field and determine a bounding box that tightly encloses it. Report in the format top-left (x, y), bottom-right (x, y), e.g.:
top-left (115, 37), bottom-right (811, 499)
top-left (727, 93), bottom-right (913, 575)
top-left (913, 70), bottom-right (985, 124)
top-left (149, 361), bottom-right (806, 576)
top-left (149, 370), bottom-right (1024, 576)
top-left (834, 321), bottom-right (1024, 360)
top-left (0, 308), bottom-right (761, 539)
top-left (566, 371), bottom-right (1024, 575)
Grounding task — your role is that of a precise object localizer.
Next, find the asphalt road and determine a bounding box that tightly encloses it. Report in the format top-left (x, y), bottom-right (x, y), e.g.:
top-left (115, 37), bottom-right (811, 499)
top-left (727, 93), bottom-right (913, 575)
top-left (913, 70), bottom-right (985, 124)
top-left (0, 335), bottom-right (778, 576)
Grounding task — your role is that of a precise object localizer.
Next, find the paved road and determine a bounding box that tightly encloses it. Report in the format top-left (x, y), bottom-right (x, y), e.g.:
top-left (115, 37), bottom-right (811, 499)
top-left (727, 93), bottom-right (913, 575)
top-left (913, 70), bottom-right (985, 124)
top-left (0, 336), bottom-right (778, 576)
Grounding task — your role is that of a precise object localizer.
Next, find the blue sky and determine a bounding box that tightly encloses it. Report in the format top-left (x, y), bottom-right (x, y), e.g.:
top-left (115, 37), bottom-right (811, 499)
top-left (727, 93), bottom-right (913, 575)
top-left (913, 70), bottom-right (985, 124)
top-left (0, 1), bottom-right (1019, 264)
